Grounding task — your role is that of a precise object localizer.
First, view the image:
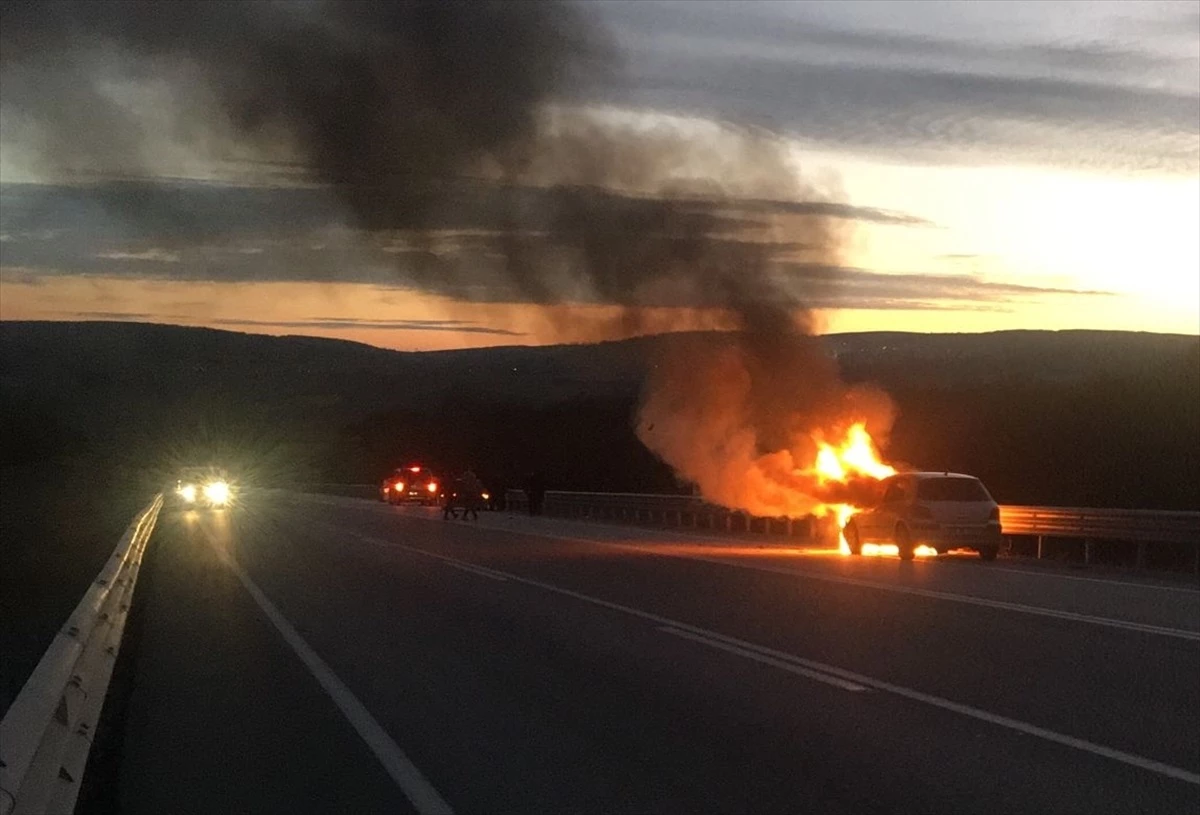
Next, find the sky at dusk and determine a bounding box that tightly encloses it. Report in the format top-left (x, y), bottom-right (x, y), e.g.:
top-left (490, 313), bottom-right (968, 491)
top-left (1, 0), bottom-right (1197, 350)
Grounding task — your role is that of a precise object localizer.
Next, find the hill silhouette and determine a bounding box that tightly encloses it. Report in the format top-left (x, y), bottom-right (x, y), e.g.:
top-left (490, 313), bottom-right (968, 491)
top-left (1, 321), bottom-right (1196, 509)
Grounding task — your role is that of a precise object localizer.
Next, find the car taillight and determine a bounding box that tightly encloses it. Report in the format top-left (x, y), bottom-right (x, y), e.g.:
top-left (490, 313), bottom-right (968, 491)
top-left (911, 505), bottom-right (934, 520)
top-left (989, 507), bottom-right (1000, 522)
top-left (397, 482), bottom-right (405, 492)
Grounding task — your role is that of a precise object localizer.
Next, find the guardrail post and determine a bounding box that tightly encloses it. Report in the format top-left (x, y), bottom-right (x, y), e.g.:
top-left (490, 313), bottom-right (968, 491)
top-left (1083, 539), bottom-right (1092, 565)
top-left (1036, 535), bottom-right (1044, 560)
top-left (1136, 542), bottom-right (1146, 570)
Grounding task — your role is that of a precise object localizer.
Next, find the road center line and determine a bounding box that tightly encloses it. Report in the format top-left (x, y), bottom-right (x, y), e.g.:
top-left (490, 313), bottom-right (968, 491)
top-left (213, 546), bottom-right (455, 815)
top-left (657, 626), bottom-right (868, 692)
top-left (444, 561), bottom-right (509, 581)
top-left (349, 530), bottom-right (1200, 787)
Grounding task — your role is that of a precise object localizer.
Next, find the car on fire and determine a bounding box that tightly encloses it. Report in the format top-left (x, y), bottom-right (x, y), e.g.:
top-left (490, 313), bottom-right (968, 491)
top-left (169, 466), bottom-right (236, 510)
top-left (842, 472), bottom-right (1002, 561)
top-left (380, 465), bottom-right (443, 505)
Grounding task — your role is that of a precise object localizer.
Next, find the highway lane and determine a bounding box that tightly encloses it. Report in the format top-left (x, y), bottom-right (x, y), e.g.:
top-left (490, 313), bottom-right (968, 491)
top-left (107, 491), bottom-right (1200, 813)
top-left (304, 492), bottom-right (1200, 636)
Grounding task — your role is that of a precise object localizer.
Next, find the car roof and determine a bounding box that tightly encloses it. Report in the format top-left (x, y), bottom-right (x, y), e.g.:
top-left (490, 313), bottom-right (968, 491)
top-left (898, 472), bottom-right (980, 480)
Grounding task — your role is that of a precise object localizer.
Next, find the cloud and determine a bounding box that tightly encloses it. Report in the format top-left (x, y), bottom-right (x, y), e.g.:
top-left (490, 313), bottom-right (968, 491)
top-left (95, 249), bottom-right (181, 262)
top-left (1, 177), bottom-right (1111, 313)
top-left (0, 179), bottom-right (944, 300)
top-left (775, 263), bottom-right (1110, 311)
top-left (589, 1), bottom-right (1200, 173)
top-left (204, 317), bottom-right (523, 335)
top-left (57, 311), bottom-right (524, 336)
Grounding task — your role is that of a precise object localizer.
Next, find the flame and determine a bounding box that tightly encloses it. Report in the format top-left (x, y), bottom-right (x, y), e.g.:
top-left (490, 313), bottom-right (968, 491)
top-left (812, 423), bottom-right (896, 484)
top-left (802, 422), bottom-right (906, 556)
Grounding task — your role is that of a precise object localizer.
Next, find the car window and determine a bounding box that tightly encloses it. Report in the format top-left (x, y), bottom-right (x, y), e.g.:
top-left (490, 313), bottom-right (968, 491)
top-left (882, 481), bottom-right (907, 503)
top-left (917, 477), bottom-right (990, 502)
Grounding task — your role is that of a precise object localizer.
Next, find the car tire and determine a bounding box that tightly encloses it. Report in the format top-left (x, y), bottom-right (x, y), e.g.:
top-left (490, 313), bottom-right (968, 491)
top-left (895, 525), bottom-right (915, 561)
top-left (978, 544), bottom-right (999, 562)
top-left (843, 520), bottom-right (863, 555)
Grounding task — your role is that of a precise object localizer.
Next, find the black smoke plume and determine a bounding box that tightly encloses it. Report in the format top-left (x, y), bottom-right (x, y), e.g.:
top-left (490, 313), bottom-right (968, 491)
top-left (1, 0), bottom-right (896, 515)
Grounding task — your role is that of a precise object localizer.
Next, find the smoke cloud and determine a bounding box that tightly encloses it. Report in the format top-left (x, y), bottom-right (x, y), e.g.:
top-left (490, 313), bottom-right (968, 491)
top-left (1, 0), bottom-right (897, 515)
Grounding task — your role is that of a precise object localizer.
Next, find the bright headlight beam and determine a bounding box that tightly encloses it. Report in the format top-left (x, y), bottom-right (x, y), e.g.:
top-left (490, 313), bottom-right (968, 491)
top-left (204, 480), bottom-right (230, 505)
top-left (179, 484), bottom-right (197, 502)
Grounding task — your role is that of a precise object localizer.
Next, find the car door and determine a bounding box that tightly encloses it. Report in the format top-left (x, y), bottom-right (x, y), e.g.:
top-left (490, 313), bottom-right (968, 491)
top-left (874, 477), bottom-right (910, 538)
top-left (859, 476), bottom-right (896, 539)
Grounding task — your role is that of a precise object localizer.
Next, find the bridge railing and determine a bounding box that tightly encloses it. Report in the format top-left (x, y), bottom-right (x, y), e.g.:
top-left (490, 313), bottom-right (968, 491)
top-left (504, 490), bottom-right (1200, 572)
top-left (0, 495), bottom-right (163, 815)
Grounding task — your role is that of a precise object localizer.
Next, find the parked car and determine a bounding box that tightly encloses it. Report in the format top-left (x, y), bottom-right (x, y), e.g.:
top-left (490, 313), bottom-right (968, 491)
top-left (380, 465), bottom-right (443, 506)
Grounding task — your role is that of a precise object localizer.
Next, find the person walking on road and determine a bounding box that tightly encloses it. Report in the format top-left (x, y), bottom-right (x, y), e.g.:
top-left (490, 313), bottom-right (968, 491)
top-left (458, 468), bottom-right (484, 521)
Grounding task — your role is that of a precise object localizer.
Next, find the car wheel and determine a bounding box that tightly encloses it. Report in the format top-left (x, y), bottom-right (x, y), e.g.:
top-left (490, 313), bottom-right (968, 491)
top-left (894, 525), bottom-right (915, 561)
top-left (843, 520), bottom-right (863, 555)
top-left (978, 544), bottom-right (999, 562)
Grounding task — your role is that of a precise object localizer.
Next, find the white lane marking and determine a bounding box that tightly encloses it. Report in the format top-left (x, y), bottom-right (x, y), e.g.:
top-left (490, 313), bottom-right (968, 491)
top-left (646, 550), bottom-right (1200, 642)
top-left (407, 516), bottom-right (1200, 643)
top-left (965, 563), bottom-right (1200, 594)
top-left (444, 561), bottom-right (508, 582)
top-left (657, 626), bottom-right (868, 692)
top-left (215, 550), bottom-right (454, 815)
top-left (347, 532), bottom-right (1200, 786)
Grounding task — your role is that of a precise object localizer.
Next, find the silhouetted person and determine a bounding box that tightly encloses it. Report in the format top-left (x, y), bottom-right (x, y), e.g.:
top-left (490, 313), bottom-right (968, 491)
top-left (443, 475), bottom-right (464, 520)
top-left (524, 470), bottom-right (546, 516)
top-left (459, 468), bottom-right (483, 521)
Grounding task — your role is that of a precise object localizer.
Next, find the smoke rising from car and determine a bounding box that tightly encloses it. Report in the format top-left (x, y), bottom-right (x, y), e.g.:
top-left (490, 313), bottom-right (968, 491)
top-left (1, 0), bottom-right (896, 515)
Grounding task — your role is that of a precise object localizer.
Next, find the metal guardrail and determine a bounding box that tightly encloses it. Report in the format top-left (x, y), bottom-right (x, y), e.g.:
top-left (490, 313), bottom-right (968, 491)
top-left (0, 495), bottom-right (163, 815)
top-left (998, 506), bottom-right (1200, 544)
top-left (504, 490), bottom-right (1200, 570)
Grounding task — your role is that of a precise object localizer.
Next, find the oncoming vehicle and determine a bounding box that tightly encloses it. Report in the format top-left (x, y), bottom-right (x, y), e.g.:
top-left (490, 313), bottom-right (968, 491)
top-left (380, 465), bottom-right (442, 505)
top-left (843, 472), bottom-right (1002, 561)
top-left (170, 466), bottom-right (236, 510)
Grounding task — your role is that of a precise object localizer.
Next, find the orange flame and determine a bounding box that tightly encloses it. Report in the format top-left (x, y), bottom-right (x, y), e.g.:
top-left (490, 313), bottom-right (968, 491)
top-left (803, 422), bottom-right (898, 555)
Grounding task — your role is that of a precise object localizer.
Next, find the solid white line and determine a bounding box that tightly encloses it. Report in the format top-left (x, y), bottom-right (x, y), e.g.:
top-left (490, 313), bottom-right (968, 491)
top-left (653, 550), bottom-right (1200, 642)
top-left (216, 551), bottom-right (454, 815)
top-left (444, 561), bottom-right (508, 582)
top-left (657, 627), bottom-right (868, 692)
top-left (350, 532), bottom-right (1200, 787)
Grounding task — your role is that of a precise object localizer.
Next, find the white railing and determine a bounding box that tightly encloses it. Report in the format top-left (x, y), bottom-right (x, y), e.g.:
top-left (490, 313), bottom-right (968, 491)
top-left (0, 495), bottom-right (163, 815)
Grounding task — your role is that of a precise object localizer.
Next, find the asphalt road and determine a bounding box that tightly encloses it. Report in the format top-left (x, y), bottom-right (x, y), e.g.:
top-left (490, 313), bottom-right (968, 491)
top-left (105, 491), bottom-right (1200, 814)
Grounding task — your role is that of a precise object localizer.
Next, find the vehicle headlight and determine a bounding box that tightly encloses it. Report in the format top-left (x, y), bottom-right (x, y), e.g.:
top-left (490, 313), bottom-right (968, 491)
top-left (427, 482), bottom-right (438, 493)
top-left (178, 484), bottom-right (197, 502)
top-left (203, 481), bottom-right (230, 505)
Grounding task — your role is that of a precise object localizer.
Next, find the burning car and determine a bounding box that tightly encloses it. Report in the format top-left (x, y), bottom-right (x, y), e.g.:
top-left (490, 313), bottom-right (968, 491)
top-left (842, 472), bottom-right (1002, 561)
top-left (380, 465), bottom-right (442, 506)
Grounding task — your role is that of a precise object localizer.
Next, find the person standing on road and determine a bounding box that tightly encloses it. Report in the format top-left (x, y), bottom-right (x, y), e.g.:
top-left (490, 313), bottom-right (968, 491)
top-left (458, 468), bottom-right (484, 521)
top-left (443, 474), bottom-right (464, 520)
